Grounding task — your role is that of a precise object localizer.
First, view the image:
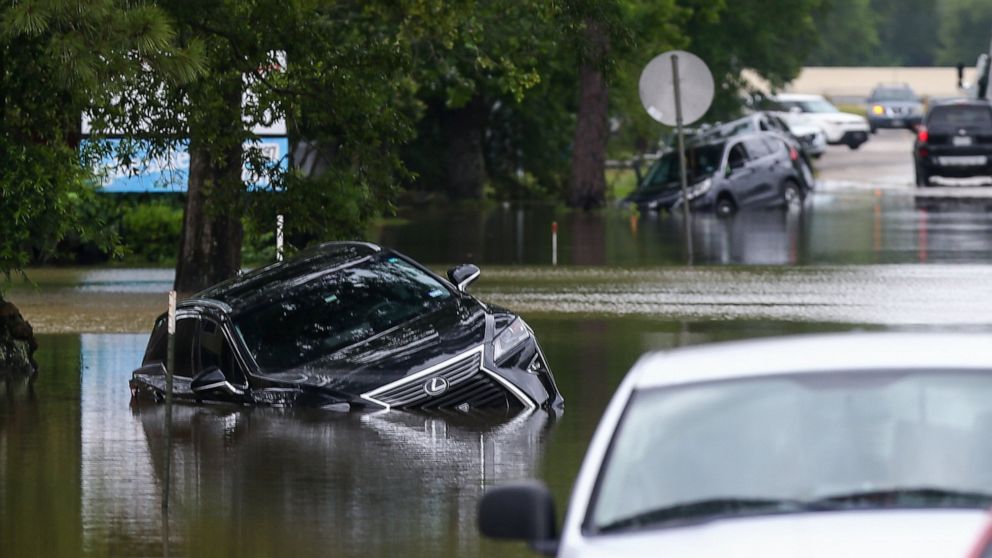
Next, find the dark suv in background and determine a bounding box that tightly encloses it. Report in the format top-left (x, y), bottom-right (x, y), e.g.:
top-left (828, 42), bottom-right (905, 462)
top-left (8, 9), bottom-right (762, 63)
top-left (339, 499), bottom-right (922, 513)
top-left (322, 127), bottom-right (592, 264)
top-left (914, 100), bottom-right (992, 187)
top-left (867, 84), bottom-right (924, 133)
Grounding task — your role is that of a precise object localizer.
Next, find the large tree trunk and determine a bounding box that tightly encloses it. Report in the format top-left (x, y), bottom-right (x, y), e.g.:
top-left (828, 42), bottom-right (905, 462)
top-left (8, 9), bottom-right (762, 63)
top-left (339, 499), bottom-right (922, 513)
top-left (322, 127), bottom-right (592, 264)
top-left (568, 19), bottom-right (610, 210)
top-left (174, 76), bottom-right (245, 293)
top-left (441, 98), bottom-right (489, 200)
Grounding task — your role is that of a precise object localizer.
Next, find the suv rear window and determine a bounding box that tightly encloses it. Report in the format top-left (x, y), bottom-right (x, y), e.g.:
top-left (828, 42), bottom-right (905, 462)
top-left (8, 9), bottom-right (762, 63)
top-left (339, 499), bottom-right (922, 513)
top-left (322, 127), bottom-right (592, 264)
top-left (928, 106), bottom-right (992, 128)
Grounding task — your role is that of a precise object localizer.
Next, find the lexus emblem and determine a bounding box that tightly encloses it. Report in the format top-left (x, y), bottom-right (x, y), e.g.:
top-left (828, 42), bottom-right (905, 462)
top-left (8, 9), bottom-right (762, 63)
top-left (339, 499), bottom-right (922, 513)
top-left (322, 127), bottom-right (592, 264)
top-left (423, 377), bottom-right (449, 397)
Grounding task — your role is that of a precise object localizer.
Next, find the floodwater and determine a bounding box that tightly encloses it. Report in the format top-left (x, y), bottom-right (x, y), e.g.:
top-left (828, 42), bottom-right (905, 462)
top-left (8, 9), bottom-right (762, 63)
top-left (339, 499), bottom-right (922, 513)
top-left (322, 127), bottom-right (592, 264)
top-left (3, 320), bottom-right (876, 558)
top-left (7, 185), bottom-right (992, 556)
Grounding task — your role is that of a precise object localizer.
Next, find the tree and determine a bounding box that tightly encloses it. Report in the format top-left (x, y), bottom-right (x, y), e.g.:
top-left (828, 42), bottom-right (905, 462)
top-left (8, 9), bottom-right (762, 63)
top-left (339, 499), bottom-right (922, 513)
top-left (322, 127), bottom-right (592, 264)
top-left (402, 0), bottom-right (553, 201)
top-left (873, 0), bottom-right (938, 66)
top-left (936, 0), bottom-right (992, 67)
top-left (100, 0), bottom-right (460, 292)
top-left (804, 0), bottom-right (880, 66)
top-left (0, 0), bottom-right (196, 372)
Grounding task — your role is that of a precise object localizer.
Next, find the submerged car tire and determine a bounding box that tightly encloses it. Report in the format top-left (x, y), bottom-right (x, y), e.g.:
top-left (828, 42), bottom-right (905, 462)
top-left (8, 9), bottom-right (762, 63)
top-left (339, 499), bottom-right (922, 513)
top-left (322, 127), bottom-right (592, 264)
top-left (715, 195), bottom-right (737, 217)
top-left (783, 179), bottom-right (803, 209)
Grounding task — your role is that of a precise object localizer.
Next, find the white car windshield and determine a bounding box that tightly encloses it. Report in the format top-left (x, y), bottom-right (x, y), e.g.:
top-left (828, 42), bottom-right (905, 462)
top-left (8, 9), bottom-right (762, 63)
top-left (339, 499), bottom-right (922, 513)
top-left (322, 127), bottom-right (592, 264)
top-left (781, 98), bottom-right (838, 113)
top-left (590, 370), bottom-right (992, 533)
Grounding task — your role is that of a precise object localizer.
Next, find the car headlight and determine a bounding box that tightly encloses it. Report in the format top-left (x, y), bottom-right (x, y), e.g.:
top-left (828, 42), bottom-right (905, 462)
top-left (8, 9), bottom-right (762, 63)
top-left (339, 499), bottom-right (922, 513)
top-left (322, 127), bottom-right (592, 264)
top-left (688, 177), bottom-right (712, 199)
top-left (493, 318), bottom-right (531, 362)
top-left (871, 105), bottom-right (884, 115)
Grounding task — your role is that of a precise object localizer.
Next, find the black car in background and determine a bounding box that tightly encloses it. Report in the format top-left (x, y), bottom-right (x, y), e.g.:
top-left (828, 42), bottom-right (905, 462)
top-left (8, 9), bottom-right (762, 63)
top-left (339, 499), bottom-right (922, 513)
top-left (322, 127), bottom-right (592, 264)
top-left (867, 84), bottom-right (924, 132)
top-left (626, 132), bottom-right (808, 215)
top-left (129, 242), bottom-right (563, 412)
top-left (914, 100), bottom-right (992, 187)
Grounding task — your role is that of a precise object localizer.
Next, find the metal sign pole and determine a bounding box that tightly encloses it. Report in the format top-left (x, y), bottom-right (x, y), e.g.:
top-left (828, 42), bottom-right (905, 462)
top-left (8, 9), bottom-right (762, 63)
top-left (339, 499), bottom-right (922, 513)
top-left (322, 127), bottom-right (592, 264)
top-left (671, 54), bottom-right (694, 265)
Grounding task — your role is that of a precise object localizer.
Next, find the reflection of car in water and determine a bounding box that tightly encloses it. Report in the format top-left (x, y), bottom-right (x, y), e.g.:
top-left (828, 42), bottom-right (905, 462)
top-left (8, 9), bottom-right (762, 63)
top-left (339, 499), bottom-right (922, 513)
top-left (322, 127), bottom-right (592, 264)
top-left (129, 242), bottom-right (563, 412)
top-left (914, 100), bottom-right (992, 187)
top-left (133, 402), bottom-right (555, 554)
top-left (625, 132), bottom-right (808, 216)
top-left (481, 334), bottom-right (992, 556)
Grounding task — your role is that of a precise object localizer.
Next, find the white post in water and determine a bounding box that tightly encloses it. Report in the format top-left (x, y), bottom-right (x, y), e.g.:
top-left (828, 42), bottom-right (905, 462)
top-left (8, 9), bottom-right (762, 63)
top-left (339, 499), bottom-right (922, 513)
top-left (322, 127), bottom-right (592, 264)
top-left (276, 214), bottom-right (284, 262)
top-left (551, 221), bottom-right (558, 266)
top-left (671, 54), bottom-right (694, 265)
top-left (166, 291), bottom-right (175, 403)
top-left (163, 290), bottom-right (176, 524)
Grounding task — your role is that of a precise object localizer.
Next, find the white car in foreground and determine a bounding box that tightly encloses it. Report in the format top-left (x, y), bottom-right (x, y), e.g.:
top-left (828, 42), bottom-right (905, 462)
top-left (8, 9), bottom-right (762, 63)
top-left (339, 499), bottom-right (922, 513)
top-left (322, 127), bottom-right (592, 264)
top-left (775, 93), bottom-right (870, 150)
top-left (480, 334), bottom-right (992, 557)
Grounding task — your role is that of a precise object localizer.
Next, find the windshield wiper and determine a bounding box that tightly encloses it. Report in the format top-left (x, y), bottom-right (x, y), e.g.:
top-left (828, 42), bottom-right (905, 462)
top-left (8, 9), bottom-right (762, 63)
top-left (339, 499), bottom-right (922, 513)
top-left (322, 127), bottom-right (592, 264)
top-left (811, 487), bottom-right (992, 509)
top-left (596, 497), bottom-right (838, 534)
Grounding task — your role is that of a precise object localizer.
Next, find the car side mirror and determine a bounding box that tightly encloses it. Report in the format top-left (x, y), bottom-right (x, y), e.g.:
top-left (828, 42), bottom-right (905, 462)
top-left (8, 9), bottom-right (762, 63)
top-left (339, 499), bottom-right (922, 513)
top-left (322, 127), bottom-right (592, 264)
top-left (478, 481), bottom-right (558, 556)
top-left (447, 264), bottom-right (481, 292)
top-left (191, 367), bottom-right (241, 395)
top-left (724, 165), bottom-right (734, 177)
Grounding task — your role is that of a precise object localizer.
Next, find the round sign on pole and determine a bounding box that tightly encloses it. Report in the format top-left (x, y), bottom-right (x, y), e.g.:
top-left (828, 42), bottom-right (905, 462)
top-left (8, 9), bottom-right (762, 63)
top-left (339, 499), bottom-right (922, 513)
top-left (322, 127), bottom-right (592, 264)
top-left (638, 50), bottom-right (714, 126)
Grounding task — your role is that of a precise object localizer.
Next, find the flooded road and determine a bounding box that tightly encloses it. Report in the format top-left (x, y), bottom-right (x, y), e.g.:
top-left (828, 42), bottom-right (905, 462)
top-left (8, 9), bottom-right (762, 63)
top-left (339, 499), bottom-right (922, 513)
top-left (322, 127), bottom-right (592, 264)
top-left (4, 320), bottom-right (889, 558)
top-left (7, 130), bottom-right (992, 556)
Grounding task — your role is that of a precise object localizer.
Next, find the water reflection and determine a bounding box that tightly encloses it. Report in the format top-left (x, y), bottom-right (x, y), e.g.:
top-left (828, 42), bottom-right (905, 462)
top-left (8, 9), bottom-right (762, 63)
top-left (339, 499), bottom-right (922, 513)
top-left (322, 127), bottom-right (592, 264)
top-left (135, 407), bottom-right (552, 557)
top-left (71, 334), bottom-right (555, 557)
top-left (377, 194), bottom-right (992, 266)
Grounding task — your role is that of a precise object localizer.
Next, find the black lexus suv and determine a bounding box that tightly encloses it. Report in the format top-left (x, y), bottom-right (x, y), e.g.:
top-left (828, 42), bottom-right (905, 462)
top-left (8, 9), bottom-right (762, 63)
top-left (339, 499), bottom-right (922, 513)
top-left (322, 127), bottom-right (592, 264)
top-left (914, 100), bottom-right (992, 187)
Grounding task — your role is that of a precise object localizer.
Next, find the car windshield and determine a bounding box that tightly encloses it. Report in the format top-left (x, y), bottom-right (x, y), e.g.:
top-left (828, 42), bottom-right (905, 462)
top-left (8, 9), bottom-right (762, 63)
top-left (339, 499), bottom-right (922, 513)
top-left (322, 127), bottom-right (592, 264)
top-left (234, 255), bottom-right (453, 371)
top-left (638, 143), bottom-right (724, 193)
top-left (871, 88), bottom-right (917, 102)
top-left (780, 98), bottom-right (838, 113)
top-left (928, 106), bottom-right (992, 128)
top-left (589, 370), bottom-right (992, 533)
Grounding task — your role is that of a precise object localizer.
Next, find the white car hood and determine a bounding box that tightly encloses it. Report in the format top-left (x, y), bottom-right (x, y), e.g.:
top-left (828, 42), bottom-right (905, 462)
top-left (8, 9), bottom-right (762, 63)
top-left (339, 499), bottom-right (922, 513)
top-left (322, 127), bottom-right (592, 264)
top-left (564, 509), bottom-right (989, 558)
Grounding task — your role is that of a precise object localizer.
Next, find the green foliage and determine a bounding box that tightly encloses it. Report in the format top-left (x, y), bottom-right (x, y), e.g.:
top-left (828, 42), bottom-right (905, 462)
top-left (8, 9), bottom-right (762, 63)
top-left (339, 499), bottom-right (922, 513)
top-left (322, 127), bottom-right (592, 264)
top-left (121, 201), bottom-right (183, 263)
top-left (805, 0), bottom-right (880, 66)
top-left (936, 0), bottom-right (992, 66)
top-left (0, 0), bottom-right (197, 284)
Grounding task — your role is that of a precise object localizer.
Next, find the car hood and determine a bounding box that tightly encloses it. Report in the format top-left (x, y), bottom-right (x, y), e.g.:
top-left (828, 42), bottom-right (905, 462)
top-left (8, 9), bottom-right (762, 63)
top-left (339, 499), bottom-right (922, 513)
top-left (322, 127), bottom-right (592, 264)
top-left (563, 509), bottom-right (988, 558)
top-left (257, 295), bottom-right (489, 397)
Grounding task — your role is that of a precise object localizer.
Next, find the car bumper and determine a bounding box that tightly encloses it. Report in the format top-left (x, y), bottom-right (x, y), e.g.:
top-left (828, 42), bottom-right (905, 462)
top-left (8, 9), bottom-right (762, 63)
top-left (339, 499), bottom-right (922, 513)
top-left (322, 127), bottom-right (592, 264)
top-left (869, 115), bottom-right (922, 129)
top-left (918, 150), bottom-right (992, 177)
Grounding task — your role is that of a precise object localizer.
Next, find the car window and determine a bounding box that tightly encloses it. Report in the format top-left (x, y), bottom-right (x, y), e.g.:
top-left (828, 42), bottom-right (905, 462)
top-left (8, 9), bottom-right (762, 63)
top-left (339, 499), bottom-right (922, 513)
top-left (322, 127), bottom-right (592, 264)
top-left (928, 106), bottom-right (992, 128)
top-left (235, 255), bottom-right (455, 372)
top-left (763, 137), bottom-right (787, 155)
top-left (199, 318), bottom-right (245, 383)
top-left (743, 138), bottom-right (771, 159)
top-left (767, 115), bottom-right (789, 132)
top-left (589, 370), bottom-right (992, 532)
top-left (639, 143), bottom-right (725, 192)
top-left (727, 142), bottom-right (749, 167)
top-left (779, 98), bottom-right (838, 113)
top-left (871, 88), bottom-right (917, 102)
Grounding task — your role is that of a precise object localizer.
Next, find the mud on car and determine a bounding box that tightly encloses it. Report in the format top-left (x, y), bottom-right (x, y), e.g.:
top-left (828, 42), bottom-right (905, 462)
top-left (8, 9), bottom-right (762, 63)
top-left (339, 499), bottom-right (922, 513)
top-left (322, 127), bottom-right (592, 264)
top-left (129, 242), bottom-right (563, 413)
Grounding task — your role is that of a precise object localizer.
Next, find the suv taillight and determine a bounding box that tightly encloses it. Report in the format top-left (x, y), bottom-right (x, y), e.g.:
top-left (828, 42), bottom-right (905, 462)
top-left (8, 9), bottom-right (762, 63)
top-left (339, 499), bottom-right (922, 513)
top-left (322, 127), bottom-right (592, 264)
top-left (789, 147), bottom-right (799, 161)
top-left (917, 126), bottom-right (929, 143)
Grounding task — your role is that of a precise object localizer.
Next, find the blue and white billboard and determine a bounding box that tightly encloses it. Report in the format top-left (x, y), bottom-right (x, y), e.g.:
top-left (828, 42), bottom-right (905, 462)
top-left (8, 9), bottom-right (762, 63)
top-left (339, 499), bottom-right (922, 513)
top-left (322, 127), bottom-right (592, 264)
top-left (88, 137), bottom-right (289, 193)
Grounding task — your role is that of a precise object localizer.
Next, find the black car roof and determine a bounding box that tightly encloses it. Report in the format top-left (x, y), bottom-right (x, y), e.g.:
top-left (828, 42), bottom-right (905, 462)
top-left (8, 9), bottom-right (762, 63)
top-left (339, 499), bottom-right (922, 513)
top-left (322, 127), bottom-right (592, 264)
top-left (192, 241), bottom-right (383, 313)
top-left (929, 98), bottom-right (992, 108)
